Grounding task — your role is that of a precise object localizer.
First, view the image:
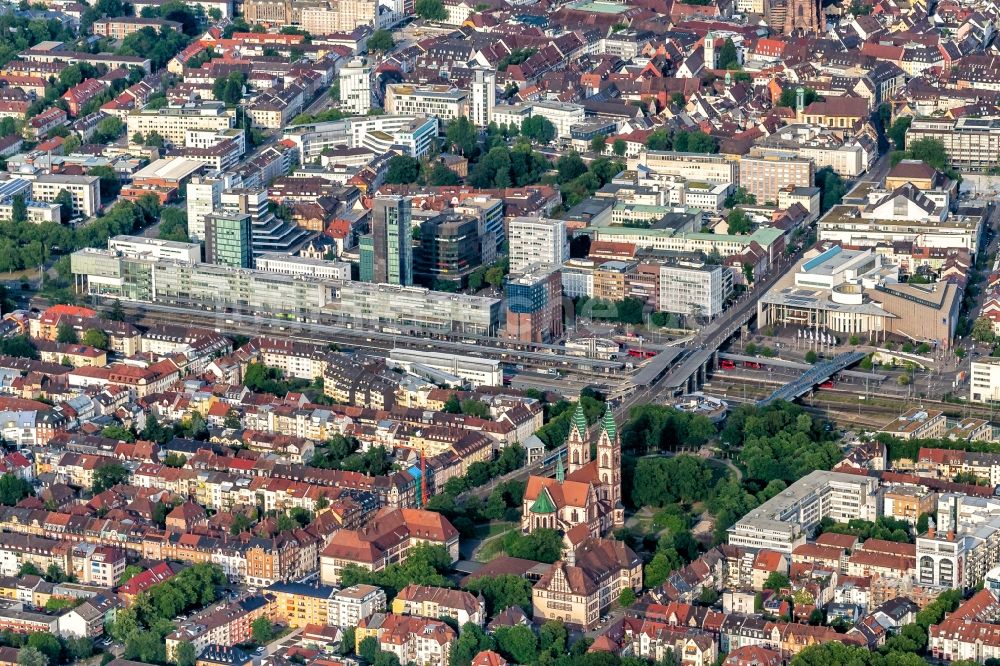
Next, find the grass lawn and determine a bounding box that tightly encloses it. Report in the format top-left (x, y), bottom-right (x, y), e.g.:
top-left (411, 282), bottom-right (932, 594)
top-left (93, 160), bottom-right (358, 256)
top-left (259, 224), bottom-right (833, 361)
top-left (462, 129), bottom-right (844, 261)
top-left (474, 521), bottom-right (516, 539)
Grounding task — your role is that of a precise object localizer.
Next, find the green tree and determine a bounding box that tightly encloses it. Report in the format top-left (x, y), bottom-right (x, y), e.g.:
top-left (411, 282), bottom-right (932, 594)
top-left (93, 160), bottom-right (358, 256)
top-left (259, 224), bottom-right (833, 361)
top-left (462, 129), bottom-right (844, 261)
top-left (145, 131), bottom-right (164, 148)
top-left (65, 637), bottom-right (93, 661)
top-left (93, 116), bottom-right (125, 144)
top-left (619, 588), bottom-right (637, 606)
top-left (805, 350), bottom-right (818, 364)
top-left (815, 166), bottom-right (846, 212)
top-left (726, 209), bottom-right (751, 235)
top-left (0, 336), bottom-right (38, 359)
top-left (124, 632), bottom-right (165, 664)
top-left (82, 327), bottom-right (110, 349)
top-left (520, 116), bottom-right (556, 144)
top-left (56, 322), bottom-right (77, 343)
top-left (16, 647), bottom-right (48, 666)
top-left (485, 266), bottom-right (505, 288)
top-left (426, 161), bottom-right (461, 186)
top-left (442, 394), bottom-right (461, 414)
top-left (777, 86), bottom-right (820, 108)
top-left (101, 424), bottom-right (135, 442)
top-left (159, 207), bottom-right (189, 243)
top-left (26, 635), bottom-right (60, 665)
top-left (251, 616), bottom-right (275, 644)
top-left (119, 564), bottom-right (144, 585)
top-left (539, 621), bottom-right (567, 658)
top-left (463, 575), bottom-right (532, 615)
top-left (556, 152), bottom-right (588, 183)
top-left (631, 456), bottom-right (713, 507)
top-left (385, 155), bottom-right (421, 184)
top-left (89, 165), bottom-right (121, 200)
top-left (358, 637), bottom-right (380, 663)
top-left (93, 462), bottom-right (129, 493)
top-left (493, 625), bottom-right (537, 664)
top-left (414, 0), bottom-right (447, 19)
top-left (461, 399), bottom-right (491, 419)
top-left (590, 135), bottom-right (607, 154)
top-left (54, 189), bottom-right (74, 222)
top-left (446, 116), bottom-right (477, 156)
top-left (763, 571), bottom-right (790, 591)
top-left (10, 194), bottom-right (27, 224)
top-left (0, 474), bottom-right (33, 506)
top-left (672, 130), bottom-right (717, 153)
top-left (500, 528), bottom-right (563, 563)
top-left (973, 316), bottom-right (996, 343)
top-left (368, 29), bottom-right (395, 52)
top-left (888, 115), bottom-right (912, 151)
top-left (450, 623), bottom-right (491, 666)
top-left (63, 134), bottom-right (83, 155)
top-left (612, 138), bottom-right (626, 156)
top-left (907, 136), bottom-right (949, 171)
top-left (212, 71), bottom-right (246, 106)
top-left (717, 38), bottom-right (739, 69)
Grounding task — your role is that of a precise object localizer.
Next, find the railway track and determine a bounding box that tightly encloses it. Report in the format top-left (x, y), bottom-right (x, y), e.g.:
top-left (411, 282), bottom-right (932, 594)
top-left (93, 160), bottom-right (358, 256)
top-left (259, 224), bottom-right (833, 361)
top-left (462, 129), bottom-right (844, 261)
top-left (705, 374), bottom-right (995, 429)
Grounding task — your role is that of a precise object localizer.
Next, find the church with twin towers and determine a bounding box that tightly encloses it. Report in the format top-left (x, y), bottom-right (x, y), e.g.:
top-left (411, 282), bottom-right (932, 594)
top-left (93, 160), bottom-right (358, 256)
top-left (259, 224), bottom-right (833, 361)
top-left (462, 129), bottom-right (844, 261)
top-left (521, 404), bottom-right (625, 537)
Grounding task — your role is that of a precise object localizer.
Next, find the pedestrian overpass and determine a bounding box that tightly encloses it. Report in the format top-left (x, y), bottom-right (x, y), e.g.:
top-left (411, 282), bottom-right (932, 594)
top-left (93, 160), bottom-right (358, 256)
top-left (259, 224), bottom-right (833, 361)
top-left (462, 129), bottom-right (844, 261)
top-left (757, 351), bottom-right (866, 407)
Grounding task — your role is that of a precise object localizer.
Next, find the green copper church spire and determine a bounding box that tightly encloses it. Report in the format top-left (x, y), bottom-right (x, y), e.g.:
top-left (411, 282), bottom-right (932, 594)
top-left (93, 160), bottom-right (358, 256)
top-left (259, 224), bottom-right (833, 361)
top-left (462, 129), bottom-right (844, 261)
top-left (601, 405), bottom-right (617, 442)
top-left (571, 401), bottom-right (587, 440)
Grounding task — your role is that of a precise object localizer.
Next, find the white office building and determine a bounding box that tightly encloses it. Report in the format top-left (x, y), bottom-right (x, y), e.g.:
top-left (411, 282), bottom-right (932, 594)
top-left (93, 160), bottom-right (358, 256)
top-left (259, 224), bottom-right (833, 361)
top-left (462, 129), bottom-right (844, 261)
top-left (108, 235), bottom-right (201, 263)
top-left (728, 470), bottom-right (881, 553)
top-left (471, 68), bottom-right (495, 128)
top-left (508, 217), bottom-right (569, 274)
top-left (339, 57), bottom-right (373, 116)
top-left (388, 349), bottom-right (502, 388)
top-left (29, 174), bottom-right (101, 217)
top-left (659, 260), bottom-right (732, 318)
top-left (186, 175), bottom-right (224, 242)
top-left (255, 253), bottom-right (351, 280)
top-left (971, 358), bottom-right (1000, 404)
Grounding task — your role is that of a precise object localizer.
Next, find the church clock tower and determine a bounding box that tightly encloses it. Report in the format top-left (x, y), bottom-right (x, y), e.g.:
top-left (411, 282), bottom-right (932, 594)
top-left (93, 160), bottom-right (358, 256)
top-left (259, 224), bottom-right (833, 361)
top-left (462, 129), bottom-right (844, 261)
top-left (566, 402), bottom-right (590, 475)
top-left (597, 407), bottom-right (624, 528)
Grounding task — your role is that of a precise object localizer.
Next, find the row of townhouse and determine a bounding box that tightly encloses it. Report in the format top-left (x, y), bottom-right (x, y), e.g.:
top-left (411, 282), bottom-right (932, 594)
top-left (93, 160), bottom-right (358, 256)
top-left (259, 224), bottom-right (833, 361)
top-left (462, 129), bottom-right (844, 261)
top-left (930, 588), bottom-right (1000, 662)
top-left (0, 505), bottom-right (332, 587)
top-left (624, 602), bottom-right (866, 662)
top-left (165, 595), bottom-right (271, 661)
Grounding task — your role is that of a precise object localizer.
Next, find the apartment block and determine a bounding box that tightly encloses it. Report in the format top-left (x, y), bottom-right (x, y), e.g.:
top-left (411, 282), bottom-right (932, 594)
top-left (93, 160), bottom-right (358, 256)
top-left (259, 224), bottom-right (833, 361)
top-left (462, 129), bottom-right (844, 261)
top-left (972, 358), bottom-right (1000, 403)
top-left (328, 584), bottom-right (387, 628)
top-left (738, 152), bottom-right (815, 204)
top-left (728, 471), bottom-right (881, 553)
top-left (30, 174), bottom-right (100, 217)
top-left (266, 582), bottom-right (337, 628)
top-left (392, 585), bottom-right (485, 627)
top-left (907, 117), bottom-right (1000, 171)
top-left (629, 151), bottom-right (738, 185)
top-left (319, 508), bottom-right (459, 585)
top-left (508, 217), bottom-right (568, 274)
top-left (385, 85), bottom-right (469, 120)
top-left (358, 614), bottom-right (456, 666)
top-left (91, 17), bottom-right (181, 38)
top-left (878, 409), bottom-right (947, 440)
top-left (126, 102), bottom-right (236, 147)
